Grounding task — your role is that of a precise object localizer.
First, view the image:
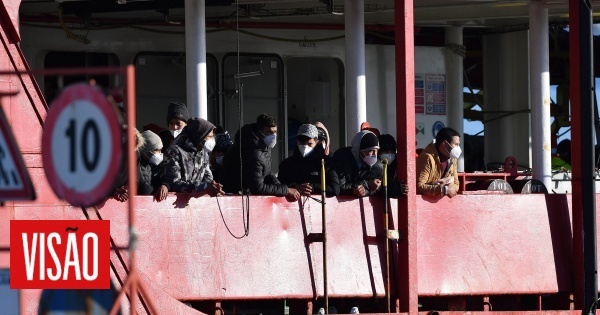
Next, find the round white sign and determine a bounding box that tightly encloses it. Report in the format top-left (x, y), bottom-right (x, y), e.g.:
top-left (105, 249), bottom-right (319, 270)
top-left (42, 84), bottom-right (122, 207)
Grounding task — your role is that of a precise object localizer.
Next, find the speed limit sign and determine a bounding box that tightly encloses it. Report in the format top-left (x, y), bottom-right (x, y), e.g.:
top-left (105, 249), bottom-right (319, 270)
top-left (42, 83), bottom-right (123, 207)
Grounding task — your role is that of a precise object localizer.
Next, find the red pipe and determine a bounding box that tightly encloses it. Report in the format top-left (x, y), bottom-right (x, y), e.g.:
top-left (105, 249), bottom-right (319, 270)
top-left (0, 0), bottom-right (21, 43)
top-left (568, 0), bottom-right (584, 310)
top-left (19, 15), bottom-right (397, 32)
top-left (126, 64), bottom-right (138, 315)
top-left (395, 0), bottom-right (417, 314)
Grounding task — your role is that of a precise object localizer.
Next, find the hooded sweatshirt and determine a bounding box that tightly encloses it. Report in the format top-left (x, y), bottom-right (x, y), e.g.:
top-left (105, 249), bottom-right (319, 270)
top-left (162, 118), bottom-right (215, 193)
top-left (332, 131), bottom-right (383, 196)
top-left (314, 121), bottom-right (331, 156)
top-left (278, 140), bottom-right (340, 197)
top-left (219, 123), bottom-right (288, 196)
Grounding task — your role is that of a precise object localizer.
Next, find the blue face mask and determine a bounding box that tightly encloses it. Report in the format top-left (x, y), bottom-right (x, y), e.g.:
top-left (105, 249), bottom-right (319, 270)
top-left (263, 134), bottom-right (277, 148)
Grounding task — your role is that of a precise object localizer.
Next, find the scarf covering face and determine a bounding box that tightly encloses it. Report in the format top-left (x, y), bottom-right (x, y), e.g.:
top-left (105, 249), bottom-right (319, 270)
top-left (185, 118), bottom-right (215, 148)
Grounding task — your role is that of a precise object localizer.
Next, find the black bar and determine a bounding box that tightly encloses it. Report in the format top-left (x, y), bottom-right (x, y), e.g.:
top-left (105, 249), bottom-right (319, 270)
top-left (579, 1), bottom-right (598, 314)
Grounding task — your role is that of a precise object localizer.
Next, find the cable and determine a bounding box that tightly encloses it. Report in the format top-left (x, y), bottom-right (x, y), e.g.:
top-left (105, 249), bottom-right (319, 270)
top-left (234, 0), bottom-right (251, 239)
top-left (557, 127), bottom-right (571, 138)
top-left (58, 6), bottom-right (91, 44)
top-left (21, 22), bottom-right (346, 43)
top-left (216, 194), bottom-right (250, 239)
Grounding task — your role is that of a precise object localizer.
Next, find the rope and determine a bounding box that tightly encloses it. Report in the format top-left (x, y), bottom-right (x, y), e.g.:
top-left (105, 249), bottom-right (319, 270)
top-left (21, 22), bottom-right (346, 43)
top-left (235, 1), bottom-right (250, 239)
top-left (216, 194), bottom-right (250, 239)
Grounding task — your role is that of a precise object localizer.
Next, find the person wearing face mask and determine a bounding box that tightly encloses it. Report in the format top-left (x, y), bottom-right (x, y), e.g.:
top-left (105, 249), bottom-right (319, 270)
top-left (158, 102), bottom-right (191, 152)
top-left (137, 131), bottom-right (166, 198)
top-left (219, 114), bottom-right (300, 201)
top-left (416, 127), bottom-right (461, 197)
top-left (209, 125), bottom-right (233, 180)
top-left (377, 134), bottom-right (409, 197)
top-left (278, 124), bottom-right (340, 197)
top-left (332, 130), bottom-right (383, 197)
top-left (110, 125), bottom-right (144, 202)
top-left (162, 117), bottom-right (225, 196)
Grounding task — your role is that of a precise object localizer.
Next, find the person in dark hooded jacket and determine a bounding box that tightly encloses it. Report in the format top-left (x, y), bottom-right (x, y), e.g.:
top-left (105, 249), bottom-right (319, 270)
top-left (332, 130), bottom-right (383, 197)
top-left (162, 117), bottom-right (224, 196)
top-left (219, 114), bottom-right (300, 201)
top-left (209, 125), bottom-right (233, 180)
top-left (278, 124), bottom-right (340, 197)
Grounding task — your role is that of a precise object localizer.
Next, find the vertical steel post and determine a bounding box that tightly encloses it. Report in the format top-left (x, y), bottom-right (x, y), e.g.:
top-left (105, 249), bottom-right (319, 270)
top-left (321, 159), bottom-right (328, 313)
top-left (445, 26), bottom-right (465, 172)
top-left (344, 0), bottom-right (367, 140)
top-left (395, 1), bottom-right (418, 314)
top-left (185, 0), bottom-right (208, 119)
top-left (382, 159), bottom-right (390, 313)
top-left (126, 64), bottom-right (138, 315)
top-left (569, 0), bottom-right (597, 312)
top-left (529, 1), bottom-right (552, 190)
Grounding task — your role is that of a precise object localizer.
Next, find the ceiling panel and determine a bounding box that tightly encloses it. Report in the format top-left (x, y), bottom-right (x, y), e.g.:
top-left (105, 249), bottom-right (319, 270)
top-left (17, 0), bottom-right (600, 28)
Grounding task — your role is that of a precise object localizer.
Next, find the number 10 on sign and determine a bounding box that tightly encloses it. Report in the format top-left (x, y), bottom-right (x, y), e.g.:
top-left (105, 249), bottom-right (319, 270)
top-left (42, 84), bottom-right (122, 207)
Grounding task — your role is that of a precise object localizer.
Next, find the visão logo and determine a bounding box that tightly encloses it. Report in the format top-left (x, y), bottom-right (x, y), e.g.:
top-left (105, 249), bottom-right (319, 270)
top-left (10, 220), bottom-right (110, 289)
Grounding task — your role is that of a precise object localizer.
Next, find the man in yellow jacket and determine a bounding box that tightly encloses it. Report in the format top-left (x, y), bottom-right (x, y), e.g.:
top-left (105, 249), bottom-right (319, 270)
top-left (416, 127), bottom-right (461, 197)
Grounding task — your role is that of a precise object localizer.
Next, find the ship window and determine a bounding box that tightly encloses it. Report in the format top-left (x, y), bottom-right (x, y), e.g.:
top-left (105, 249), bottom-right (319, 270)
top-left (43, 51), bottom-right (120, 104)
top-left (222, 53), bottom-right (285, 165)
top-left (133, 52), bottom-right (218, 130)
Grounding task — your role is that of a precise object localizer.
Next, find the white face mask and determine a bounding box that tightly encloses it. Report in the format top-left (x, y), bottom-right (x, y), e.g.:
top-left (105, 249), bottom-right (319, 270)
top-left (380, 153), bottom-right (396, 164)
top-left (204, 138), bottom-right (216, 152)
top-left (450, 146), bottom-right (462, 159)
top-left (149, 153), bottom-right (163, 165)
top-left (216, 155), bottom-right (224, 165)
top-left (263, 134), bottom-right (277, 149)
top-left (298, 144), bottom-right (313, 157)
top-left (170, 129), bottom-right (182, 138)
top-left (363, 154), bottom-right (378, 167)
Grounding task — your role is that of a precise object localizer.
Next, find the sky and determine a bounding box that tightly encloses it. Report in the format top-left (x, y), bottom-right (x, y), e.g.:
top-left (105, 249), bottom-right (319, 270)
top-left (462, 84), bottom-right (594, 144)
top-left (463, 25), bottom-right (600, 144)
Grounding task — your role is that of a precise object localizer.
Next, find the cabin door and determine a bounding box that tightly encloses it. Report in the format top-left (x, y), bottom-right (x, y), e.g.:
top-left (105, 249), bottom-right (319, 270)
top-left (222, 54), bottom-right (285, 166)
top-left (286, 57), bottom-right (345, 155)
top-left (134, 53), bottom-right (219, 130)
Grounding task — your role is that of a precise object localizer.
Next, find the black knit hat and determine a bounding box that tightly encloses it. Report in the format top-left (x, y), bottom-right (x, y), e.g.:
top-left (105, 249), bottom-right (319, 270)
top-left (378, 134), bottom-right (397, 152)
top-left (167, 102), bottom-right (191, 125)
top-left (359, 132), bottom-right (380, 151)
top-left (185, 118), bottom-right (215, 147)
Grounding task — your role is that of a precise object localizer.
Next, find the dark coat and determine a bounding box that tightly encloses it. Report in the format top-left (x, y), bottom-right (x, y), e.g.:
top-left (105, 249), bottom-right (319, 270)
top-left (332, 146), bottom-right (383, 196)
top-left (278, 144), bottom-right (340, 197)
top-left (162, 133), bottom-right (213, 193)
top-left (219, 123), bottom-right (288, 196)
top-left (137, 157), bottom-right (163, 195)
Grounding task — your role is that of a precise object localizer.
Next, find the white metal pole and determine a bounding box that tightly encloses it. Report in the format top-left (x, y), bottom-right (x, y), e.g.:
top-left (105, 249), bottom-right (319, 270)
top-left (529, 1), bottom-right (552, 190)
top-left (185, 0), bottom-right (208, 119)
top-left (445, 26), bottom-right (465, 172)
top-left (345, 0), bottom-right (367, 142)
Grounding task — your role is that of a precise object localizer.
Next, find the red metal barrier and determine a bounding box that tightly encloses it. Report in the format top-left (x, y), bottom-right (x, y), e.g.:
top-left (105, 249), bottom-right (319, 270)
top-left (2, 192), bottom-right (579, 313)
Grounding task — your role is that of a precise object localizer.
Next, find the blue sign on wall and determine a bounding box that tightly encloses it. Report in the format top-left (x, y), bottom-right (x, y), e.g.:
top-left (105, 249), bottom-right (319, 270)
top-left (432, 121), bottom-right (445, 137)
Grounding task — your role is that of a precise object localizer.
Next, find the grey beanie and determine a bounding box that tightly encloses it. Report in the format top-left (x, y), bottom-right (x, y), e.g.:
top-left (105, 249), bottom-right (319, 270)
top-left (140, 130), bottom-right (163, 153)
